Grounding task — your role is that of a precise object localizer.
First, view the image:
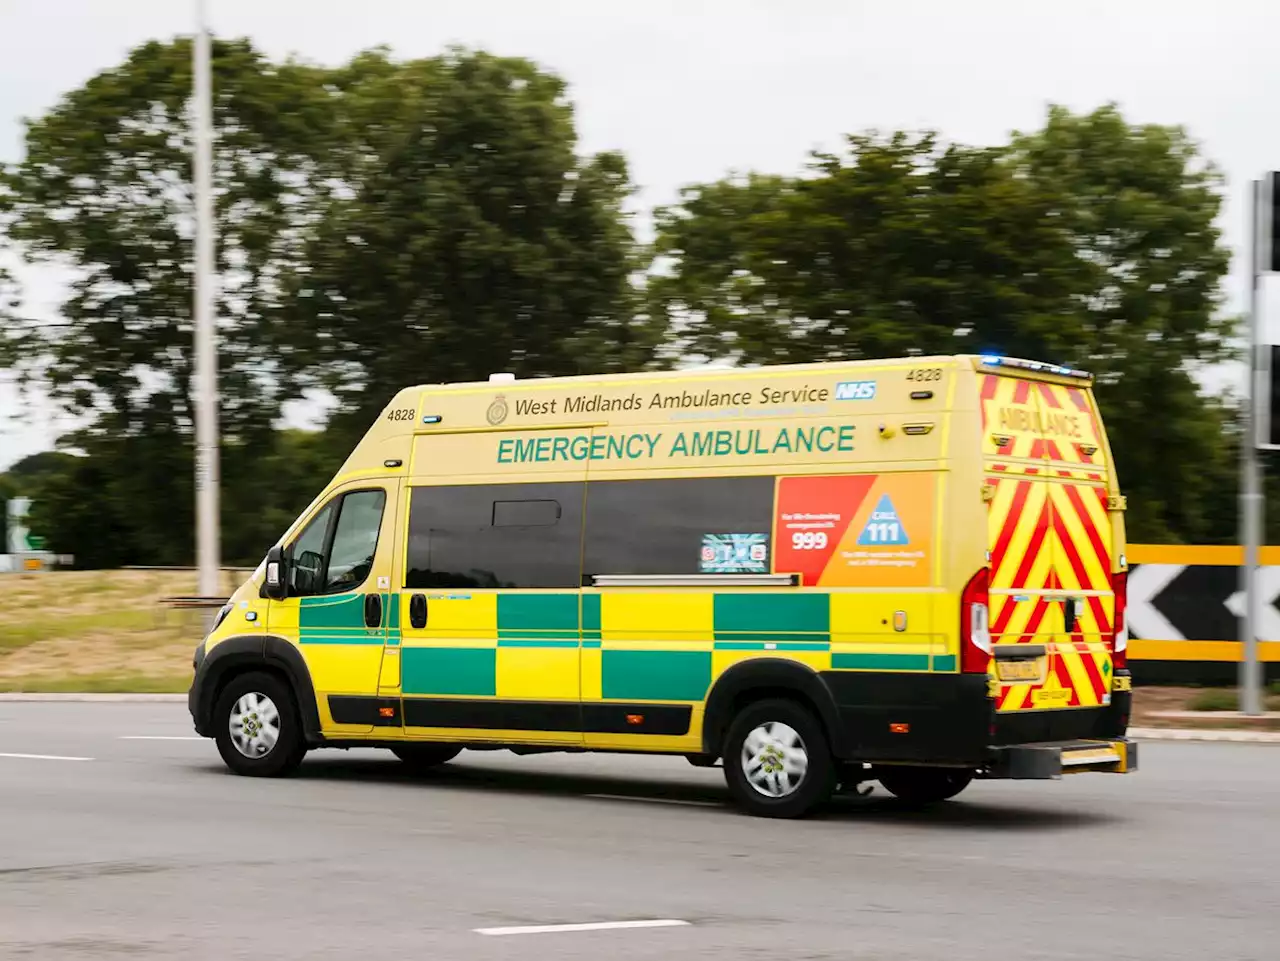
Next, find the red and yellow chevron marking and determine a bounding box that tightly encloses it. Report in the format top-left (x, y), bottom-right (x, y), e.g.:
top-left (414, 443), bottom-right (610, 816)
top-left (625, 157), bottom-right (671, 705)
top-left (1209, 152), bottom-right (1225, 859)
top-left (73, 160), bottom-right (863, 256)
top-left (1044, 479), bottom-right (1114, 709)
top-left (984, 465), bottom-right (1116, 713)
top-left (986, 476), bottom-right (1051, 641)
top-left (980, 375), bottom-right (1109, 474)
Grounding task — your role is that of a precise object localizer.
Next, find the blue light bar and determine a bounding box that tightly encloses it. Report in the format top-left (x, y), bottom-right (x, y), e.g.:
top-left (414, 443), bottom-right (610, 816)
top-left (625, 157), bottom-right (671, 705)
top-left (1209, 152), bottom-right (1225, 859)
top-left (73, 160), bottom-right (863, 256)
top-left (421, 414), bottom-right (443, 424)
top-left (978, 355), bottom-right (1091, 380)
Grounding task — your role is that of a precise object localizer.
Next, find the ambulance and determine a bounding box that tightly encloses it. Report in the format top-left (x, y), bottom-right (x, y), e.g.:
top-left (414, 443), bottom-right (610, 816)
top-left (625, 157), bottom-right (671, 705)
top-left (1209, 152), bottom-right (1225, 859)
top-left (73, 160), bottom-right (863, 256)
top-left (188, 354), bottom-right (1136, 818)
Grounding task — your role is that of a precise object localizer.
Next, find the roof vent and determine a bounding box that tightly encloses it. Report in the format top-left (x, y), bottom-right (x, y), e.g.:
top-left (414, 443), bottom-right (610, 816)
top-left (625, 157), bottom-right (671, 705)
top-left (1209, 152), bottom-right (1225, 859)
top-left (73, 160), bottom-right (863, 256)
top-left (489, 372), bottom-right (516, 384)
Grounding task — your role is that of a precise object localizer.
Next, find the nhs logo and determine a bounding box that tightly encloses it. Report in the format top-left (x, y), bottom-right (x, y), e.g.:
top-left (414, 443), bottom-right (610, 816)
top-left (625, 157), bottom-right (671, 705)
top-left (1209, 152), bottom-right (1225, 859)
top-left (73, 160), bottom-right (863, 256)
top-left (835, 380), bottom-right (877, 401)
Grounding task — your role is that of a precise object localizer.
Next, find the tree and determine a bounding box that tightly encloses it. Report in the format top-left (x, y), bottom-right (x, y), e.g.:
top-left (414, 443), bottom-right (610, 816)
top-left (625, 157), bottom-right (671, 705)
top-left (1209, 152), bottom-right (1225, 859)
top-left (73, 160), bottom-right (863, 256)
top-left (650, 105), bottom-right (1239, 543)
top-left (1008, 105), bottom-right (1237, 542)
top-left (277, 47), bottom-right (656, 443)
top-left (650, 133), bottom-right (1085, 365)
top-left (0, 38), bottom-right (654, 566)
top-left (1, 37), bottom-right (335, 443)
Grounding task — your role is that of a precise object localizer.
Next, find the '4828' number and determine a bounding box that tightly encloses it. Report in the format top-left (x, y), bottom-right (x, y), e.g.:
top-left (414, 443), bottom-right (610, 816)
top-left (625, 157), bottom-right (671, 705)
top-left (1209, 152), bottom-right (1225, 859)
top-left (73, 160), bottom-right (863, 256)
top-left (906, 367), bottom-right (943, 382)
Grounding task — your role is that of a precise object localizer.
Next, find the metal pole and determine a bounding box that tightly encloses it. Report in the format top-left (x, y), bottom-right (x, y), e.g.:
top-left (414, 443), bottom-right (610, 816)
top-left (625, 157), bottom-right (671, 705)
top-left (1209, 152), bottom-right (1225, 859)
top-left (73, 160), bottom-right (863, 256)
top-left (193, 1), bottom-right (220, 604)
top-left (1241, 178), bottom-right (1264, 716)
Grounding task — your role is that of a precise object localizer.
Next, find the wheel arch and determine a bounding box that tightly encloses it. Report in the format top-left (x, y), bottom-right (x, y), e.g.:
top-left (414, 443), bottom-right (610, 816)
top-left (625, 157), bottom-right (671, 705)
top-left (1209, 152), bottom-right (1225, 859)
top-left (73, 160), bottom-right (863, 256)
top-left (701, 659), bottom-right (848, 759)
top-left (192, 635), bottom-right (321, 744)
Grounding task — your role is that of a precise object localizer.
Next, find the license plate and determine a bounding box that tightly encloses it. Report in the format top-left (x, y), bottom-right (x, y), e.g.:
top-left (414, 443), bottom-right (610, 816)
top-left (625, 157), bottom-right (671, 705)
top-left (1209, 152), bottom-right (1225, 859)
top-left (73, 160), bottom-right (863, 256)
top-left (996, 659), bottom-right (1041, 682)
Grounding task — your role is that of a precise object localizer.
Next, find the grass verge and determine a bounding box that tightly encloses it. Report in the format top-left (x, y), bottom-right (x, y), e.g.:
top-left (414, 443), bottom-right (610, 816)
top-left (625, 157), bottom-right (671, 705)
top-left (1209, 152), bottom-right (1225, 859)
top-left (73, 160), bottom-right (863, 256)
top-left (1133, 685), bottom-right (1280, 731)
top-left (0, 672), bottom-right (192, 693)
top-left (0, 569), bottom-right (238, 692)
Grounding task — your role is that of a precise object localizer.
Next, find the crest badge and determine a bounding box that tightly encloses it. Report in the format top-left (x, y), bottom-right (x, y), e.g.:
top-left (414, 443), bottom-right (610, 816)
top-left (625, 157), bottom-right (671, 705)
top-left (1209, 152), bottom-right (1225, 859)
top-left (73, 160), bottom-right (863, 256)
top-left (486, 395), bottom-right (509, 425)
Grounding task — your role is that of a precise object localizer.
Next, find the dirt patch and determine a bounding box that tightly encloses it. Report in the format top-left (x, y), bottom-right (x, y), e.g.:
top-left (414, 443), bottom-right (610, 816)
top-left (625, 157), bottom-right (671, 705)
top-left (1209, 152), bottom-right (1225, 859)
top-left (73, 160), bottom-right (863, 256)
top-left (0, 569), bottom-right (242, 692)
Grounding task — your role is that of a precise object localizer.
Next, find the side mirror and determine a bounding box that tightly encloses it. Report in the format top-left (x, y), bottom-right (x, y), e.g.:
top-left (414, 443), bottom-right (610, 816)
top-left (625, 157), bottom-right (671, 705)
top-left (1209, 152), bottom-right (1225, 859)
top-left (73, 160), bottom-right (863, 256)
top-left (262, 545), bottom-right (290, 601)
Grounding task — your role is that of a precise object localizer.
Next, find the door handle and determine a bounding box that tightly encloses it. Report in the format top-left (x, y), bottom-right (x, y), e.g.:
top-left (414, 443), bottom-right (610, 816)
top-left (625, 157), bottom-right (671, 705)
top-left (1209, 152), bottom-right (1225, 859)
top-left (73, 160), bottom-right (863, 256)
top-left (1063, 597), bottom-right (1079, 632)
top-left (409, 593), bottom-right (428, 630)
top-left (364, 592), bottom-right (383, 629)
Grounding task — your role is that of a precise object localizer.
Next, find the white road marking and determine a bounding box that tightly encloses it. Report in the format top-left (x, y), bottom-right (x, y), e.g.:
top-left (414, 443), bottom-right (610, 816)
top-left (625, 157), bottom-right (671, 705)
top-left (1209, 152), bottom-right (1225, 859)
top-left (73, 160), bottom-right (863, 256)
top-left (0, 752), bottom-right (94, 761)
top-left (475, 919), bottom-right (691, 937)
top-left (586, 793), bottom-right (721, 808)
top-left (118, 736), bottom-right (204, 741)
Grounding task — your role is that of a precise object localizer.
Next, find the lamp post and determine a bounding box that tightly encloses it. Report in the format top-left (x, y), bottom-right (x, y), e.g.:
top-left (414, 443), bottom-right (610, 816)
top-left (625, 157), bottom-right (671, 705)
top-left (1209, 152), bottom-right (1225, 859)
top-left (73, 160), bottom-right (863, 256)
top-left (193, 0), bottom-right (220, 605)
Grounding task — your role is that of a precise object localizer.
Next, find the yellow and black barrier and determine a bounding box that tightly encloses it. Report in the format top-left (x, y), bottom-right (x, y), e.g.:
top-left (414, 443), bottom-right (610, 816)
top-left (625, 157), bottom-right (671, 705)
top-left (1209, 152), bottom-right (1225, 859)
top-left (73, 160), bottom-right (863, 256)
top-left (1127, 545), bottom-right (1280, 684)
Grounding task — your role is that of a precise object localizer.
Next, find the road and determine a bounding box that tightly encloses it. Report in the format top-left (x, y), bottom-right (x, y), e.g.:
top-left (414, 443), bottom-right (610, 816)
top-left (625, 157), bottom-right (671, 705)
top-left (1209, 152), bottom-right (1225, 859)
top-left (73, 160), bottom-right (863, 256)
top-left (1, 702), bottom-right (1276, 961)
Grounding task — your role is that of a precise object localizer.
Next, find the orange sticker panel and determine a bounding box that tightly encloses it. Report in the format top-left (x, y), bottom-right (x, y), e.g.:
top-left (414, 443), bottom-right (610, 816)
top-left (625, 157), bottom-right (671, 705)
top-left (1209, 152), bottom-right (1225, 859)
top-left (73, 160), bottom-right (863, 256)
top-left (773, 475), bottom-right (873, 585)
top-left (774, 473), bottom-right (936, 587)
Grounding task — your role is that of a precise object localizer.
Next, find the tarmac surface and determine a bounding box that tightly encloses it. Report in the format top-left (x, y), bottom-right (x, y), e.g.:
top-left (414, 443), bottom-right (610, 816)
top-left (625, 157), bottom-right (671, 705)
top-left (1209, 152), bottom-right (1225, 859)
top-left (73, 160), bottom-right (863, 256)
top-left (1, 701), bottom-right (1276, 960)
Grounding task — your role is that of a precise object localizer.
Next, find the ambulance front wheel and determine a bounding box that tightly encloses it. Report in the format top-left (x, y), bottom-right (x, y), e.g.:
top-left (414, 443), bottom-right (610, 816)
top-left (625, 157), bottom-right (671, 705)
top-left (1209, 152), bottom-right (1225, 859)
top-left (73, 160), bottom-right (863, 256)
top-left (213, 671), bottom-right (307, 778)
top-left (722, 698), bottom-right (837, 818)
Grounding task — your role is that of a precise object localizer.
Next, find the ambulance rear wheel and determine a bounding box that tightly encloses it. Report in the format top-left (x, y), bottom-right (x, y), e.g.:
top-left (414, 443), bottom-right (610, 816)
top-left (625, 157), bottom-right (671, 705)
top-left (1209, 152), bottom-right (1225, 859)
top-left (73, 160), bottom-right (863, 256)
top-left (876, 766), bottom-right (972, 804)
top-left (723, 699), bottom-right (836, 819)
top-left (391, 744), bottom-right (462, 770)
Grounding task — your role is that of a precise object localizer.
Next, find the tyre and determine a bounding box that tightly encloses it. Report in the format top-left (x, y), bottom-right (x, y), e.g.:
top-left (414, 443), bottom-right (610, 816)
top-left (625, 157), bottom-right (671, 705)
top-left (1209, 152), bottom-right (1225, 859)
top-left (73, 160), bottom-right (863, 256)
top-left (722, 698), bottom-right (836, 818)
top-left (876, 766), bottom-right (972, 805)
top-left (390, 743), bottom-right (462, 770)
top-left (213, 671), bottom-right (306, 777)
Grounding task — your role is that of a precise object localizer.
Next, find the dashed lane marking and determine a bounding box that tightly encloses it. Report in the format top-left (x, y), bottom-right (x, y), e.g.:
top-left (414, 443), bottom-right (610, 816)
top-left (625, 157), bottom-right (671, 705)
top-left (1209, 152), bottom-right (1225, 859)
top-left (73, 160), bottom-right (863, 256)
top-left (0, 752), bottom-right (94, 762)
top-left (475, 919), bottom-right (691, 937)
top-left (118, 736), bottom-right (204, 741)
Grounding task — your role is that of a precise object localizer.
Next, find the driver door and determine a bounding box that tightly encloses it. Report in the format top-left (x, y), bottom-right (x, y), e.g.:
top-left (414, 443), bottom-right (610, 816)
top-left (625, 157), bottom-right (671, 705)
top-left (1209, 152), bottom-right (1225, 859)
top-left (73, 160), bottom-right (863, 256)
top-left (264, 482), bottom-right (396, 736)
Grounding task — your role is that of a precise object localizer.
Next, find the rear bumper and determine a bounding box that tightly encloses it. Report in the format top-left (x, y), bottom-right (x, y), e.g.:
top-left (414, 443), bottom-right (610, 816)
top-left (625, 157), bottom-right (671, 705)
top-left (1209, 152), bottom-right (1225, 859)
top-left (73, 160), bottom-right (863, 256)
top-left (985, 737), bottom-right (1138, 779)
top-left (819, 669), bottom-right (1134, 771)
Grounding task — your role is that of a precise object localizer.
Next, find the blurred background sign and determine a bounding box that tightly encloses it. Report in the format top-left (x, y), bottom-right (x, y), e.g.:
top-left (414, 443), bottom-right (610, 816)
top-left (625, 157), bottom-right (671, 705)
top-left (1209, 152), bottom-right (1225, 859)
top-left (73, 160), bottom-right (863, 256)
top-left (6, 496), bottom-right (35, 553)
top-left (1, 495), bottom-right (60, 572)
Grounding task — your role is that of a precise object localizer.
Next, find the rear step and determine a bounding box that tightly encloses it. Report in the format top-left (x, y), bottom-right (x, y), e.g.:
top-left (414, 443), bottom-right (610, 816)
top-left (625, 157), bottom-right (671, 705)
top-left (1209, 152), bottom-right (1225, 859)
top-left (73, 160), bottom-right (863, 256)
top-left (984, 738), bottom-right (1137, 780)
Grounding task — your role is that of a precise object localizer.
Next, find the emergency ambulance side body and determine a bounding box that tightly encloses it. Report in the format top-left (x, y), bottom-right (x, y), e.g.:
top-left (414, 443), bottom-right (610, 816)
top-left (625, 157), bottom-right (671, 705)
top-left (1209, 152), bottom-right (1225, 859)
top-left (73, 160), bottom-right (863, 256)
top-left (189, 354), bottom-right (1136, 817)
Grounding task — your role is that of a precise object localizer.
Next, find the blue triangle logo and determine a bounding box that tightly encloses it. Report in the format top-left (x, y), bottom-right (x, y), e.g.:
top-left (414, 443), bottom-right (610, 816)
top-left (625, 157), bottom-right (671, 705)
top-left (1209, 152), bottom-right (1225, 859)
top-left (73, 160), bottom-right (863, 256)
top-left (857, 494), bottom-right (910, 546)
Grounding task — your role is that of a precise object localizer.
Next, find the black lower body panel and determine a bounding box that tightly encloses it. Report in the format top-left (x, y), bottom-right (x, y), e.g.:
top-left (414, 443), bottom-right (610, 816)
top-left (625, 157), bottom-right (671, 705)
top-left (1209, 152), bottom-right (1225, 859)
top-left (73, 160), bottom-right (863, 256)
top-left (819, 672), bottom-right (993, 766)
top-left (328, 695), bottom-right (691, 737)
top-left (818, 671), bottom-right (1132, 769)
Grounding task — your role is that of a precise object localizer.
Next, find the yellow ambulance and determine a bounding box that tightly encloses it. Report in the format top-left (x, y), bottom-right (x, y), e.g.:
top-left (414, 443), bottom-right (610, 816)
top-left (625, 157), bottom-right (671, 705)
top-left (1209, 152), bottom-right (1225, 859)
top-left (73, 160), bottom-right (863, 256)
top-left (189, 354), bottom-right (1137, 817)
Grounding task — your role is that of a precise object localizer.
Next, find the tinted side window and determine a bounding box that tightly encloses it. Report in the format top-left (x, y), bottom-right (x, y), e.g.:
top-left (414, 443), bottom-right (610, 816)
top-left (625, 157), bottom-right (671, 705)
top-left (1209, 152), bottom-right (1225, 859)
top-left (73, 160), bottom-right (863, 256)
top-left (584, 476), bottom-right (776, 576)
top-left (324, 490), bottom-right (386, 593)
top-left (493, 499), bottom-right (560, 527)
top-left (406, 483), bottom-right (584, 589)
top-left (289, 501), bottom-right (336, 596)
top-left (287, 490), bottom-right (387, 597)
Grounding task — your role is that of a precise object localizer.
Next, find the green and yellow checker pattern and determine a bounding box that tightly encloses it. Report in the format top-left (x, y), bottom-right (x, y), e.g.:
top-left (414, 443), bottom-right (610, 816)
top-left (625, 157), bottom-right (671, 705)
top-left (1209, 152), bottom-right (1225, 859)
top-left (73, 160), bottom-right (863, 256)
top-left (395, 588), bottom-right (952, 744)
top-left (285, 593), bottom-right (391, 709)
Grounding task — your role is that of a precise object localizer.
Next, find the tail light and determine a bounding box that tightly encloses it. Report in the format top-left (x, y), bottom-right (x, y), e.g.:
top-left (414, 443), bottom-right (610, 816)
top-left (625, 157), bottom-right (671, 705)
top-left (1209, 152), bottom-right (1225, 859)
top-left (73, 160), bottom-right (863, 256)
top-left (1111, 569), bottom-right (1128, 670)
top-left (961, 567), bottom-right (993, 674)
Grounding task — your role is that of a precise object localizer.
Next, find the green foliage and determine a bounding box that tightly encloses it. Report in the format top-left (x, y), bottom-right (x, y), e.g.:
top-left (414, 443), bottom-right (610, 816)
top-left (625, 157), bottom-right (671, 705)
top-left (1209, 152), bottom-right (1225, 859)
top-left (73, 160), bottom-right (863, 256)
top-left (1189, 688), bottom-right (1239, 712)
top-left (4, 451), bottom-right (79, 486)
top-left (0, 39), bottom-right (1253, 560)
top-left (1009, 106), bottom-right (1238, 543)
top-left (22, 428), bottom-right (341, 568)
top-left (651, 134), bottom-right (1082, 364)
top-left (0, 672), bottom-right (192, 694)
top-left (1, 37), bottom-right (334, 439)
top-left (652, 105), bottom-right (1239, 543)
top-left (278, 46), bottom-right (656, 442)
top-left (1, 39), bottom-right (651, 566)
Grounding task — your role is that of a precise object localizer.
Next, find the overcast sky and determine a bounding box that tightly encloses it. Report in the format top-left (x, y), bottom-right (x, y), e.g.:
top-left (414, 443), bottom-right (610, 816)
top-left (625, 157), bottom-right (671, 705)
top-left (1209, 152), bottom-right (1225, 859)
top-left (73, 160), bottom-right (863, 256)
top-left (2, 0), bottom-right (1279, 469)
